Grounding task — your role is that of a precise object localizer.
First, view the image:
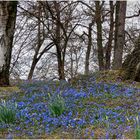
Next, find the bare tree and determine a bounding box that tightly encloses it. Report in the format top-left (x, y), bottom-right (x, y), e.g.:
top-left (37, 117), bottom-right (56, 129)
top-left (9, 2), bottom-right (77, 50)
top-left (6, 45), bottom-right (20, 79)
top-left (45, 1), bottom-right (80, 80)
top-left (27, 2), bottom-right (54, 80)
top-left (7, 0), bottom-right (140, 81)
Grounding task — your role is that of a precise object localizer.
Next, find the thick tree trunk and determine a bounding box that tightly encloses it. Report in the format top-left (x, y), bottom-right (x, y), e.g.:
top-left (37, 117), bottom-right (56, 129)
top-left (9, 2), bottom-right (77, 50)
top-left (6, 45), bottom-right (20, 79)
top-left (0, 2), bottom-right (17, 86)
top-left (113, 1), bottom-right (127, 70)
top-left (105, 1), bottom-right (114, 70)
top-left (123, 36), bottom-right (140, 82)
top-left (85, 22), bottom-right (93, 75)
top-left (95, 1), bottom-right (104, 71)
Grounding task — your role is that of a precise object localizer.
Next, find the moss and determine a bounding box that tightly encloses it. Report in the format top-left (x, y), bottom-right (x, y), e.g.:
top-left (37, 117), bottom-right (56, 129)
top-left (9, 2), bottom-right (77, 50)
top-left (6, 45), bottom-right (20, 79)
top-left (0, 86), bottom-right (20, 92)
top-left (70, 70), bottom-right (140, 89)
top-left (0, 86), bottom-right (20, 100)
top-left (94, 70), bottom-right (125, 82)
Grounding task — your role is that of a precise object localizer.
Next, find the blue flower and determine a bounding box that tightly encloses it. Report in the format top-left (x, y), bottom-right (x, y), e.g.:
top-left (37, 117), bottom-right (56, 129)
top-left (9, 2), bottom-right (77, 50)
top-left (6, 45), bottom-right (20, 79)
top-left (17, 101), bottom-right (25, 108)
top-left (90, 130), bottom-right (94, 137)
top-left (1, 79), bottom-right (139, 138)
top-left (90, 119), bottom-right (94, 124)
top-left (15, 126), bottom-right (20, 130)
top-left (84, 128), bottom-right (89, 137)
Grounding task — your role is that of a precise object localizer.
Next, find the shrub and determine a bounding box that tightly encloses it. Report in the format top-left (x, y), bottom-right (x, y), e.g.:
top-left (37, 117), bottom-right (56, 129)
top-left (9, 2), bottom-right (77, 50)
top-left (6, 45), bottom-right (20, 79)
top-left (0, 100), bottom-right (17, 124)
top-left (48, 94), bottom-right (65, 117)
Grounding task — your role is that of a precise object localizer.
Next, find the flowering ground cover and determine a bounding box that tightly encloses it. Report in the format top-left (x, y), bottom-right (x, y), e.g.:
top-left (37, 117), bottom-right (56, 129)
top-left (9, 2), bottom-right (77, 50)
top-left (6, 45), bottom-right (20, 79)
top-left (0, 76), bottom-right (140, 139)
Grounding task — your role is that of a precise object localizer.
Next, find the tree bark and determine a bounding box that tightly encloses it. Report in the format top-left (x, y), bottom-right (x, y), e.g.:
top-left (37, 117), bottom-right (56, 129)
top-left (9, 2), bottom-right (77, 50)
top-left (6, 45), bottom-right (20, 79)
top-left (54, 1), bottom-right (65, 80)
top-left (0, 1), bottom-right (17, 86)
top-left (113, 1), bottom-right (127, 70)
top-left (85, 22), bottom-right (93, 75)
top-left (123, 36), bottom-right (140, 82)
top-left (105, 1), bottom-right (114, 70)
top-left (95, 1), bottom-right (104, 71)
top-left (56, 45), bottom-right (65, 80)
top-left (28, 58), bottom-right (38, 80)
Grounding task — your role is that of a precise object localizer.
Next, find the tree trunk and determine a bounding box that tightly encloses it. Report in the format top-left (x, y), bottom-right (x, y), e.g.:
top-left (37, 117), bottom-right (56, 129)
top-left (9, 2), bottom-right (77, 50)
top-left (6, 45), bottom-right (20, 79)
top-left (113, 1), bottom-right (127, 70)
top-left (123, 36), bottom-right (140, 82)
top-left (85, 22), bottom-right (93, 75)
top-left (95, 1), bottom-right (104, 71)
top-left (54, 1), bottom-right (65, 80)
top-left (0, 2), bottom-right (17, 86)
top-left (70, 47), bottom-right (74, 79)
top-left (105, 1), bottom-right (114, 70)
top-left (56, 45), bottom-right (65, 80)
top-left (28, 58), bottom-right (38, 80)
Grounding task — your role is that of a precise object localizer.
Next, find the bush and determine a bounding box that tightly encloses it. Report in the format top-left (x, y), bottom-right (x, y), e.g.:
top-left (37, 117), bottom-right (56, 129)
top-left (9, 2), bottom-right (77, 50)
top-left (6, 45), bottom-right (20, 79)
top-left (48, 94), bottom-right (65, 117)
top-left (0, 100), bottom-right (17, 124)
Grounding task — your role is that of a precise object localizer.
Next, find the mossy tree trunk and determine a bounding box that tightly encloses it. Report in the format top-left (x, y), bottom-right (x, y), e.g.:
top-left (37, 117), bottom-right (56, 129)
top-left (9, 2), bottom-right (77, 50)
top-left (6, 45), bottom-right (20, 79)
top-left (123, 36), bottom-right (140, 82)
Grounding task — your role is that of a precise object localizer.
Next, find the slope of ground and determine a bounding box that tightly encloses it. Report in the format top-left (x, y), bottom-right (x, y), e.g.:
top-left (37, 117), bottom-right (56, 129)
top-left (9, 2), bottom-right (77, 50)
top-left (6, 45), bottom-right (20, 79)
top-left (0, 71), bottom-right (140, 139)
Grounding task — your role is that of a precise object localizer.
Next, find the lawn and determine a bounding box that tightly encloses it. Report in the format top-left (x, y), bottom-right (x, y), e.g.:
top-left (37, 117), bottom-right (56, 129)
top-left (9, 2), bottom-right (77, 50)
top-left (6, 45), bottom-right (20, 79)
top-left (0, 74), bottom-right (140, 139)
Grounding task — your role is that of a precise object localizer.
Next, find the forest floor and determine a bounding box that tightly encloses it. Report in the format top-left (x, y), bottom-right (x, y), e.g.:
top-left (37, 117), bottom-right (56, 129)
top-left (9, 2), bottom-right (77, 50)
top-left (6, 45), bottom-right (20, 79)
top-left (0, 70), bottom-right (140, 139)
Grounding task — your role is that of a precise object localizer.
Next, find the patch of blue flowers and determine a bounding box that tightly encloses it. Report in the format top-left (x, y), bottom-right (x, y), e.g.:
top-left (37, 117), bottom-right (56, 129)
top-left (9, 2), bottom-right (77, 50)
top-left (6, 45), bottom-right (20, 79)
top-left (0, 79), bottom-right (140, 138)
